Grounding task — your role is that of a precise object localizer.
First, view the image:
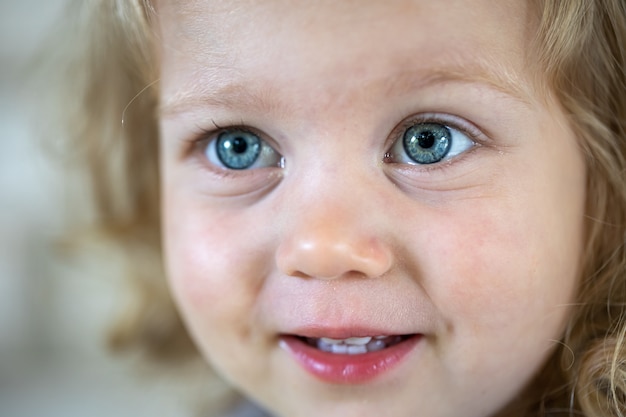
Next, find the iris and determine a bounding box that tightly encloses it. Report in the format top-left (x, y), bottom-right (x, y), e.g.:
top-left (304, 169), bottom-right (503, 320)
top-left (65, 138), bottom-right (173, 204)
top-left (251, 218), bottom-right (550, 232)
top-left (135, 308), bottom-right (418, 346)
top-left (403, 123), bottom-right (452, 164)
top-left (216, 131), bottom-right (262, 170)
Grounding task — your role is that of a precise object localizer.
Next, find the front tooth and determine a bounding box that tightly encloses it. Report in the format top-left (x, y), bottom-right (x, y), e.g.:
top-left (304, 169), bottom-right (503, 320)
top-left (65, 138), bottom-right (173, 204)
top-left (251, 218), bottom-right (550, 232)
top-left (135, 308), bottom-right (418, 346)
top-left (347, 345), bottom-right (367, 355)
top-left (344, 336), bottom-right (372, 345)
top-left (331, 344), bottom-right (349, 354)
top-left (320, 337), bottom-right (343, 345)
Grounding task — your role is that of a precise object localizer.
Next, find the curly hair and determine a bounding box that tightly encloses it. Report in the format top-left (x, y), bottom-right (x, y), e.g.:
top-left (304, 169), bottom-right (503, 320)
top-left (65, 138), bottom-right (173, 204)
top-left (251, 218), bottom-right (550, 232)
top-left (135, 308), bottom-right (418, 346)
top-left (52, 1), bottom-right (626, 415)
top-left (526, 1), bottom-right (626, 416)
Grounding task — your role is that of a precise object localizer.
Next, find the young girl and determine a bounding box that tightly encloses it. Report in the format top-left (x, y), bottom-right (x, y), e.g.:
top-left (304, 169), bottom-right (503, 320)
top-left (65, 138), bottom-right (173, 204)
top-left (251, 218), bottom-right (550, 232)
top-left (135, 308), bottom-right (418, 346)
top-left (52, 0), bottom-right (626, 416)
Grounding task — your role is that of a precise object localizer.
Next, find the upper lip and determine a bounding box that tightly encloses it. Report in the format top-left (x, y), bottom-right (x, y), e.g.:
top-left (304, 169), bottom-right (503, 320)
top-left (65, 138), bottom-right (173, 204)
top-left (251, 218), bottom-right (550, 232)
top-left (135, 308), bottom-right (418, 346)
top-left (267, 289), bottom-right (437, 340)
top-left (284, 325), bottom-right (418, 340)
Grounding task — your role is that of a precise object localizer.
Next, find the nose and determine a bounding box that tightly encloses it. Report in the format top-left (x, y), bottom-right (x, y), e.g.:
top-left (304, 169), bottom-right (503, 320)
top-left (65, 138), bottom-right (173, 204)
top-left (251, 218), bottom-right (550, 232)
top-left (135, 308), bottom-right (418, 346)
top-left (275, 204), bottom-right (394, 280)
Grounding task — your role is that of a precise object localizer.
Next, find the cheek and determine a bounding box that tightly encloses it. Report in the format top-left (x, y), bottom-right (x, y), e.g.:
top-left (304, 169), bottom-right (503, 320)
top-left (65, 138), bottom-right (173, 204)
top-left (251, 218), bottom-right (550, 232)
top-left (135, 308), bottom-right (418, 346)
top-left (162, 201), bottom-right (281, 386)
top-left (421, 194), bottom-right (581, 333)
top-left (408, 189), bottom-right (583, 388)
top-left (162, 200), bottom-right (269, 332)
top-left (429, 210), bottom-right (527, 316)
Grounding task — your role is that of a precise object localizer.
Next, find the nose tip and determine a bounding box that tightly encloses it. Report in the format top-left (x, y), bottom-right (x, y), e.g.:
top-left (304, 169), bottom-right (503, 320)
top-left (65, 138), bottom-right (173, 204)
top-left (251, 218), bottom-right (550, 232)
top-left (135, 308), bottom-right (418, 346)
top-left (276, 231), bottom-right (393, 280)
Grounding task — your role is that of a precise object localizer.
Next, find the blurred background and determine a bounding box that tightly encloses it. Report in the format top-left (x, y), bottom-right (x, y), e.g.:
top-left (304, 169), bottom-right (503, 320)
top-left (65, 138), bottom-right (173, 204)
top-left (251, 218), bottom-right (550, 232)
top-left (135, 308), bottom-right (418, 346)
top-left (0, 1), bottom-right (214, 416)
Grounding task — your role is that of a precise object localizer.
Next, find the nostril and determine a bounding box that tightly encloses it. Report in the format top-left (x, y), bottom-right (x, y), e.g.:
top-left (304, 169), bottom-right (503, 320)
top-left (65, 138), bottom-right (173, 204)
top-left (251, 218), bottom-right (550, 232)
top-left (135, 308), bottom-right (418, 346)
top-left (286, 270), bottom-right (312, 279)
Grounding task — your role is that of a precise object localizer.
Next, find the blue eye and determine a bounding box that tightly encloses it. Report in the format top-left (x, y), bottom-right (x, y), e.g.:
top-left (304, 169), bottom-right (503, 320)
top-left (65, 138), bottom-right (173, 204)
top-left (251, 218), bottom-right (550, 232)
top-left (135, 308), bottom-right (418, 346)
top-left (206, 129), bottom-right (282, 170)
top-left (404, 123), bottom-right (451, 164)
top-left (216, 131), bottom-right (261, 169)
top-left (388, 122), bottom-right (474, 165)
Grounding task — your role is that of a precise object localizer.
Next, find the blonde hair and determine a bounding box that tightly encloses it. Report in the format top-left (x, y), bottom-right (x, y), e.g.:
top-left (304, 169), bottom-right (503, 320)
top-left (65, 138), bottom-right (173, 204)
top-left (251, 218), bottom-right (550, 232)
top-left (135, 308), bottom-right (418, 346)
top-left (53, 1), bottom-right (626, 416)
top-left (49, 0), bottom-right (189, 358)
top-left (528, 1), bottom-right (626, 415)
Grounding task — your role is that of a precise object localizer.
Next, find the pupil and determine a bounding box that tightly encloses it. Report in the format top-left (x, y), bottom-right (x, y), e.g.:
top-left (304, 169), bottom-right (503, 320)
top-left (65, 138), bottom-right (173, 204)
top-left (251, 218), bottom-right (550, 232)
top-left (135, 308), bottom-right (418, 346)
top-left (231, 137), bottom-right (248, 154)
top-left (418, 132), bottom-right (435, 149)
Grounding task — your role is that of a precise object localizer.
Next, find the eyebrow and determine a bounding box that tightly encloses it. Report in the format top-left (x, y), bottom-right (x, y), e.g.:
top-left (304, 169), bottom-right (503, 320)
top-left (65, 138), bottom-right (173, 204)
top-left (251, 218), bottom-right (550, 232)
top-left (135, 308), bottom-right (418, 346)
top-left (159, 62), bottom-right (534, 118)
top-left (160, 78), bottom-right (282, 118)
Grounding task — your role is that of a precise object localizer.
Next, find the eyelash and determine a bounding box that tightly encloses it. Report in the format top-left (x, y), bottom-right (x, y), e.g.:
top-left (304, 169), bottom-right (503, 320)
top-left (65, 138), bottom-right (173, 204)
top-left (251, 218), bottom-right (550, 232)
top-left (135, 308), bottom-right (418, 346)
top-left (395, 114), bottom-right (482, 147)
top-left (188, 114), bottom-right (483, 173)
top-left (384, 114), bottom-right (482, 170)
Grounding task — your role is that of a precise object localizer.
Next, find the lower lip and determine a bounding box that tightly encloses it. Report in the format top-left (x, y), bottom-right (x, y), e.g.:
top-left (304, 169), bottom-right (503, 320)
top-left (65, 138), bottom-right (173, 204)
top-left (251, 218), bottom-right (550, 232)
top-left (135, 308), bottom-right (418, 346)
top-left (279, 335), bottom-right (421, 384)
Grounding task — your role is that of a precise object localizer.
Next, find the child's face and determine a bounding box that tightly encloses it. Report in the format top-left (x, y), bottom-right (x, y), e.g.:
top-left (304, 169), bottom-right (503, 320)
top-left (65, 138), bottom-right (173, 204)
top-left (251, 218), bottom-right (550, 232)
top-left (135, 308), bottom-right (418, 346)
top-left (158, 1), bottom-right (586, 416)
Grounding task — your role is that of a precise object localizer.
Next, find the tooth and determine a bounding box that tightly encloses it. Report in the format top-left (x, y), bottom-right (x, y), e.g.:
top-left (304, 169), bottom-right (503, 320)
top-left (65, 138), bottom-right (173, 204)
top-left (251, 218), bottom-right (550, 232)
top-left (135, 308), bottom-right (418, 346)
top-left (331, 344), bottom-right (349, 354)
top-left (317, 339), bottom-right (334, 352)
top-left (366, 339), bottom-right (387, 352)
top-left (347, 345), bottom-right (367, 355)
top-left (320, 337), bottom-right (343, 345)
top-left (344, 337), bottom-right (372, 345)
top-left (314, 336), bottom-right (395, 354)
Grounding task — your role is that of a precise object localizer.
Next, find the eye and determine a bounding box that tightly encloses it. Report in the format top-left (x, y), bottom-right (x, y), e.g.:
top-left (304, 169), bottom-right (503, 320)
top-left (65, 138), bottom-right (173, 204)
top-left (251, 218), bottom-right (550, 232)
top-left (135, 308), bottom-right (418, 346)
top-left (387, 122), bottom-right (474, 165)
top-left (205, 129), bottom-right (283, 170)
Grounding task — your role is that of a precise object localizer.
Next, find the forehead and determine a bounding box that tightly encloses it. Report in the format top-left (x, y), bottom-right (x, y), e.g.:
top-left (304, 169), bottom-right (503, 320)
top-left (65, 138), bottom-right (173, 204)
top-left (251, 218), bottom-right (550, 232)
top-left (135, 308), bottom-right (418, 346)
top-left (155, 0), bottom-right (537, 113)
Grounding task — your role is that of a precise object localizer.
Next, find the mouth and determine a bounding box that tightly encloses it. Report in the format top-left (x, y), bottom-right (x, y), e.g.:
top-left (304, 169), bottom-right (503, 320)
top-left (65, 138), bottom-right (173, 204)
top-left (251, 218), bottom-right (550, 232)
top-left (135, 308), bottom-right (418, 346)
top-left (300, 335), bottom-right (412, 355)
top-left (280, 333), bottom-right (421, 384)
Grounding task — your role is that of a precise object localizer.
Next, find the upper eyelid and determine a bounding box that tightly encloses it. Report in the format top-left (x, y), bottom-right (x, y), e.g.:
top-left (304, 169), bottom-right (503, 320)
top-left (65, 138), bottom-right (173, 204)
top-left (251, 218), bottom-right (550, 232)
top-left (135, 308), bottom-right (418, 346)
top-left (388, 113), bottom-right (485, 148)
top-left (196, 124), bottom-right (258, 142)
top-left (194, 123), bottom-right (283, 154)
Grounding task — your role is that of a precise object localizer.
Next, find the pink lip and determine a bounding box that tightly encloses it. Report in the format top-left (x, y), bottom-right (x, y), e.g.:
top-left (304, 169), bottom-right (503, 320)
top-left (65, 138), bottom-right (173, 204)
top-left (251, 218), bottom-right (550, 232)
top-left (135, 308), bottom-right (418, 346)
top-left (285, 326), bottom-right (397, 339)
top-left (279, 334), bottom-right (421, 384)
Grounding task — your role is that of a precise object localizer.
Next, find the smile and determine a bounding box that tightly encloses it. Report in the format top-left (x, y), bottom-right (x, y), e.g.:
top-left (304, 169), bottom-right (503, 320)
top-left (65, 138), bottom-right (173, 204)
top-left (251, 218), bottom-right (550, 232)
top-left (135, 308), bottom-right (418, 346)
top-left (280, 333), bottom-right (421, 384)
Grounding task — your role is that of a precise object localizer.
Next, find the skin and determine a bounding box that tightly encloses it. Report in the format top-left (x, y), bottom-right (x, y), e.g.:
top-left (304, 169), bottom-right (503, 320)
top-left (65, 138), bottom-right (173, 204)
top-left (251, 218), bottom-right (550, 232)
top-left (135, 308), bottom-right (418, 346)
top-left (157, 1), bottom-right (587, 416)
